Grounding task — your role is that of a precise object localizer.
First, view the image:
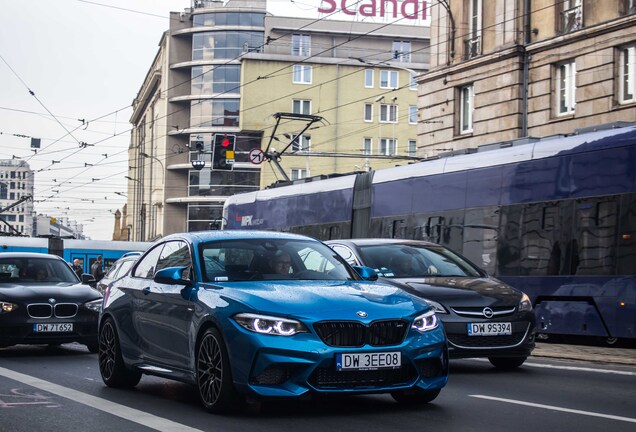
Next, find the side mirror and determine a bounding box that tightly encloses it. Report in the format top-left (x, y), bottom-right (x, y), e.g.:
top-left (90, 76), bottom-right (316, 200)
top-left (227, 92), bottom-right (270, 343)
top-left (352, 265), bottom-right (379, 281)
top-left (81, 273), bottom-right (96, 287)
top-left (154, 266), bottom-right (192, 286)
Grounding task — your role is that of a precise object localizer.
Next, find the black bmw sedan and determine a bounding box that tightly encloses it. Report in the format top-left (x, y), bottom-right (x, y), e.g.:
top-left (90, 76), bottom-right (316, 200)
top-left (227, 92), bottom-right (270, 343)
top-left (327, 239), bottom-right (536, 369)
top-left (0, 252), bottom-right (102, 352)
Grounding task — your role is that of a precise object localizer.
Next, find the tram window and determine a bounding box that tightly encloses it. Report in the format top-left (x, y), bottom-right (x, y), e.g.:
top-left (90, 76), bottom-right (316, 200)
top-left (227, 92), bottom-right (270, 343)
top-left (617, 193), bottom-right (636, 275)
top-left (497, 205), bottom-right (522, 276)
top-left (574, 198), bottom-right (617, 275)
top-left (463, 207), bottom-right (499, 275)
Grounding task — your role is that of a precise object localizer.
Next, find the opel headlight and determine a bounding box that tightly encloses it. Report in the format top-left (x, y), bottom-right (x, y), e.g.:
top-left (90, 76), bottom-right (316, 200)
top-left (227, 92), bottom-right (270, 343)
top-left (425, 299), bottom-right (448, 314)
top-left (234, 313), bottom-right (308, 336)
top-left (412, 310), bottom-right (439, 332)
top-left (518, 293), bottom-right (532, 312)
top-left (1, 302), bottom-right (18, 314)
top-left (84, 299), bottom-right (102, 313)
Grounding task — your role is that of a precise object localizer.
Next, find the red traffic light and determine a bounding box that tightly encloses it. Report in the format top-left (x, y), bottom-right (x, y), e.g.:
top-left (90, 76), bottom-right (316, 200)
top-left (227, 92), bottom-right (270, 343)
top-left (222, 138), bottom-right (230, 147)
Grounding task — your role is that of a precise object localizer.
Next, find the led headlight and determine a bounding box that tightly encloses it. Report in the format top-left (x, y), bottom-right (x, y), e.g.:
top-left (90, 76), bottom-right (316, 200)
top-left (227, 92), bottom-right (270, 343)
top-left (1, 302), bottom-right (18, 314)
top-left (412, 310), bottom-right (439, 332)
top-left (84, 299), bottom-right (103, 313)
top-left (234, 313), bottom-right (307, 336)
top-left (518, 293), bottom-right (532, 312)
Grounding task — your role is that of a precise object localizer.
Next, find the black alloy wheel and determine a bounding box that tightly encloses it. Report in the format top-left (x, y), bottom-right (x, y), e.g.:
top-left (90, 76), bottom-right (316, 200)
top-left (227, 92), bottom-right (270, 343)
top-left (98, 318), bottom-right (141, 388)
top-left (197, 327), bottom-right (242, 413)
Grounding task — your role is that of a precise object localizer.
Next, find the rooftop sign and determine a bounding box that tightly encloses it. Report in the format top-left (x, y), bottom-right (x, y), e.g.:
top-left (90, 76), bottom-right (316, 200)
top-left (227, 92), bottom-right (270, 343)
top-left (317, 0), bottom-right (428, 21)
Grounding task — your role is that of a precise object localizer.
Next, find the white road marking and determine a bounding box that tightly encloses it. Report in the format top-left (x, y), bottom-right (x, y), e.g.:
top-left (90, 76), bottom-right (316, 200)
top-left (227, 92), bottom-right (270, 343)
top-left (466, 358), bottom-right (636, 376)
top-left (522, 361), bottom-right (636, 376)
top-left (469, 395), bottom-right (636, 423)
top-left (0, 367), bottom-right (205, 432)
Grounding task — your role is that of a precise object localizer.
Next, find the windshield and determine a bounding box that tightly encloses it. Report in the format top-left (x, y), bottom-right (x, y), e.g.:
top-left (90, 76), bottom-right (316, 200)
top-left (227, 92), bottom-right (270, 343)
top-left (357, 244), bottom-right (483, 278)
top-left (0, 257), bottom-right (80, 285)
top-left (199, 238), bottom-right (354, 282)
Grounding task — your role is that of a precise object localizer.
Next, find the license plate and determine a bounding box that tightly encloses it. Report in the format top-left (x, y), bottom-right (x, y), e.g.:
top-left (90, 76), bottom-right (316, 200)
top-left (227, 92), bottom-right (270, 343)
top-left (33, 323), bottom-right (74, 332)
top-left (468, 322), bottom-right (511, 336)
top-left (336, 351), bottom-right (401, 371)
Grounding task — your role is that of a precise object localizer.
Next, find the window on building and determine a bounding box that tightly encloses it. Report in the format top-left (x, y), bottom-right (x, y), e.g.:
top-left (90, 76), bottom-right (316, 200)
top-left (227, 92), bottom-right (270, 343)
top-left (0, 182), bottom-right (6, 200)
top-left (292, 99), bottom-right (311, 114)
top-left (556, 60), bottom-right (576, 115)
top-left (291, 34), bottom-right (311, 56)
top-left (191, 65), bottom-right (240, 95)
top-left (292, 65), bottom-right (312, 84)
top-left (363, 138), bottom-right (372, 155)
top-left (407, 140), bottom-right (417, 157)
top-left (379, 138), bottom-right (397, 156)
top-left (619, 44), bottom-right (635, 104)
top-left (465, 0), bottom-right (482, 59)
top-left (364, 103), bottom-right (373, 122)
top-left (621, 0), bottom-right (636, 15)
top-left (559, 0), bottom-right (582, 33)
top-left (291, 168), bottom-right (309, 180)
top-left (392, 41), bottom-right (411, 63)
top-left (380, 70), bottom-right (398, 89)
top-left (380, 104), bottom-right (398, 123)
top-left (291, 134), bottom-right (310, 151)
top-left (408, 105), bottom-right (417, 124)
top-left (459, 84), bottom-right (474, 133)
top-left (364, 69), bottom-right (374, 88)
top-left (409, 72), bottom-right (417, 90)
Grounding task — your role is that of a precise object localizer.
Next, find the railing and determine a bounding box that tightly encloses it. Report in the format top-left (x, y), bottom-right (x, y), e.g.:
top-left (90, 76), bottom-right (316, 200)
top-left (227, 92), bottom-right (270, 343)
top-left (463, 36), bottom-right (481, 60)
top-left (192, 0), bottom-right (222, 9)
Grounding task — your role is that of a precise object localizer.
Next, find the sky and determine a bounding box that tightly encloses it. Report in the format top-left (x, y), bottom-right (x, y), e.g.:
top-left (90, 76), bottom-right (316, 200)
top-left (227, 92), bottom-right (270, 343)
top-left (0, 0), bottom-right (425, 240)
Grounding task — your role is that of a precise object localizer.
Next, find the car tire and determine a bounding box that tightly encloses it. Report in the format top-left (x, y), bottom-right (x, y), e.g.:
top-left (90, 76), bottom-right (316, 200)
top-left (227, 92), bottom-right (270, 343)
top-left (196, 327), bottom-right (243, 413)
top-left (488, 356), bottom-right (527, 370)
top-left (391, 388), bottom-right (441, 404)
top-left (98, 317), bottom-right (142, 388)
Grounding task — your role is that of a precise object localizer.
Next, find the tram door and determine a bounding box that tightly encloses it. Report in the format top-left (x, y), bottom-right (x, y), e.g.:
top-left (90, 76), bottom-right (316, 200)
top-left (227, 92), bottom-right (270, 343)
top-left (69, 252), bottom-right (100, 275)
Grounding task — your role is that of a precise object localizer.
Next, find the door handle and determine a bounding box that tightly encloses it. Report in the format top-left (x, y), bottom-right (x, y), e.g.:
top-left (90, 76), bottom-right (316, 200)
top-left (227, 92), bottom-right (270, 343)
top-left (142, 287), bottom-right (151, 295)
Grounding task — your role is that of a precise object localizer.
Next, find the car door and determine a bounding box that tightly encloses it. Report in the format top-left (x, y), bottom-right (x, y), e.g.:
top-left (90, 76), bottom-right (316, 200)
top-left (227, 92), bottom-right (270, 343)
top-left (133, 240), bottom-right (195, 371)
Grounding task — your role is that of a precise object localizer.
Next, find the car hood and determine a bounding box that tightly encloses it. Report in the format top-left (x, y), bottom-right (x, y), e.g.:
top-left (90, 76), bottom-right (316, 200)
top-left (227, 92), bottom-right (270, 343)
top-left (201, 280), bottom-right (429, 320)
top-left (382, 276), bottom-right (522, 307)
top-left (0, 283), bottom-right (102, 302)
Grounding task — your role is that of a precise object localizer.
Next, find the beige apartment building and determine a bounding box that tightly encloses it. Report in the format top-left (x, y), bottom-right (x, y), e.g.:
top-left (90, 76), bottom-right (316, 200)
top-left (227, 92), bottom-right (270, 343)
top-left (127, 0), bottom-right (428, 240)
top-left (419, 0), bottom-right (636, 153)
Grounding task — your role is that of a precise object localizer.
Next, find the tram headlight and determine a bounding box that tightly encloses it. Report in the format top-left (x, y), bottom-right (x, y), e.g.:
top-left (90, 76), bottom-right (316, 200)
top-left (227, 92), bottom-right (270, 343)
top-left (518, 293), bottom-right (532, 312)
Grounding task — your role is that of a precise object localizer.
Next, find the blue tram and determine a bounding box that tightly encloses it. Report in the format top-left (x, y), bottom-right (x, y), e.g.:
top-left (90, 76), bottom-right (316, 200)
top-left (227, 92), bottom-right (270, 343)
top-left (223, 123), bottom-right (636, 344)
top-left (0, 237), bottom-right (151, 274)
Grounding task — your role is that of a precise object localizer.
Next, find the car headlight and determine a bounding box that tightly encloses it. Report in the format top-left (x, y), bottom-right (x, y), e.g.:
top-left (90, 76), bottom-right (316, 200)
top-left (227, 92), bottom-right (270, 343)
top-left (234, 313), bottom-right (308, 336)
top-left (1, 302), bottom-right (18, 314)
top-left (425, 299), bottom-right (448, 314)
top-left (518, 293), bottom-right (532, 312)
top-left (412, 310), bottom-right (439, 332)
top-left (84, 299), bottom-right (102, 313)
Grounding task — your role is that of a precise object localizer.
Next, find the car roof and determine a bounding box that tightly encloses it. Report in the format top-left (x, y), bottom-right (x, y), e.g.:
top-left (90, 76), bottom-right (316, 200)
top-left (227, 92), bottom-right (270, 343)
top-left (0, 252), bottom-right (64, 260)
top-left (325, 238), bottom-right (440, 247)
top-left (161, 230), bottom-right (316, 244)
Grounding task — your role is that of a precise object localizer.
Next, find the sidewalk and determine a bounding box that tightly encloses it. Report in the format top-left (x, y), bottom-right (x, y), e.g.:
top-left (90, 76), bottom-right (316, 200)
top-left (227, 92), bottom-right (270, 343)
top-left (531, 342), bottom-right (636, 366)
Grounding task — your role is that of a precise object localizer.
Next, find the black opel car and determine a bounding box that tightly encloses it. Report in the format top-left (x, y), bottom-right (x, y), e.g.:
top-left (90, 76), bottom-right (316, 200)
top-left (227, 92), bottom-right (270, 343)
top-left (327, 239), bottom-right (536, 369)
top-left (0, 252), bottom-right (102, 352)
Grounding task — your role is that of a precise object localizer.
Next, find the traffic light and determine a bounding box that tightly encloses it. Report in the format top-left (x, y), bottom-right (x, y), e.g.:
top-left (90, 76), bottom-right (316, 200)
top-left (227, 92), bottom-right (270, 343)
top-left (212, 134), bottom-right (236, 170)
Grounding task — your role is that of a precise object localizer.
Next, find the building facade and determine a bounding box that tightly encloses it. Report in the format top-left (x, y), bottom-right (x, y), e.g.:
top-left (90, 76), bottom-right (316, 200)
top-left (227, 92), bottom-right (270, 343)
top-left (128, 0), bottom-right (427, 240)
top-left (419, 0), bottom-right (636, 152)
top-left (0, 159), bottom-right (34, 236)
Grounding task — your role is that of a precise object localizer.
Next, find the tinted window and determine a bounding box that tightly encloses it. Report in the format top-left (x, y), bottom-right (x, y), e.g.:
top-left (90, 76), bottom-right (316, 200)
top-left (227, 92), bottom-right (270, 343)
top-left (0, 257), bottom-right (78, 284)
top-left (156, 241), bottom-right (192, 273)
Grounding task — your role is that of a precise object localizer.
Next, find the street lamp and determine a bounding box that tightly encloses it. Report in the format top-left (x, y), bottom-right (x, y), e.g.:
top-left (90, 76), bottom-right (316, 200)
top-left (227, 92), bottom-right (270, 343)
top-left (139, 152), bottom-right (165, 185)
top-left (125, 175), bottom-right (140, 183)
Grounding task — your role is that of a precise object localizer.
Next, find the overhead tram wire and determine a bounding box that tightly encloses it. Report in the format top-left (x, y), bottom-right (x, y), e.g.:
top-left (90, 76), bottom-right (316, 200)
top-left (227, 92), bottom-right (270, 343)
top-left (30, 0), bottom-right (567, 203)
